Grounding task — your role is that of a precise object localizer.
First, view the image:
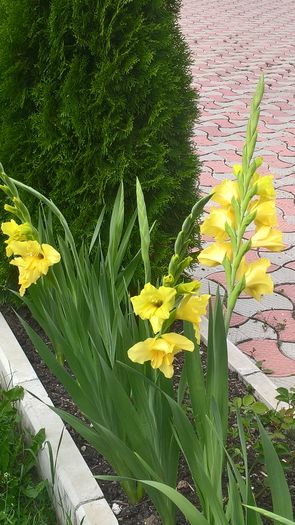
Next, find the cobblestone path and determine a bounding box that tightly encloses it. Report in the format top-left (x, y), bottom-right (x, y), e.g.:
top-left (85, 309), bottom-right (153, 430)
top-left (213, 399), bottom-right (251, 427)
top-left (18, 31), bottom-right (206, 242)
top-left (180, 0), bottom-right (295, 388)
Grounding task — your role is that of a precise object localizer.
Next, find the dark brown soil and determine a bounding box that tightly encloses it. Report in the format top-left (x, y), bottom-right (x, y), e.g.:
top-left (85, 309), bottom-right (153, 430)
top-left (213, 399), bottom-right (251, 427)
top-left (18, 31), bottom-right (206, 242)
top-left (1, 304), bottom-right (294, 524)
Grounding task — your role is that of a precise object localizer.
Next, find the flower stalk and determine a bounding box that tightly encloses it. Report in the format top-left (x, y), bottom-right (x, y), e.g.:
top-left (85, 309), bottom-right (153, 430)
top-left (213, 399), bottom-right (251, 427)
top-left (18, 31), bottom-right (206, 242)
top-left (198, 75), bottom-right (284, 332)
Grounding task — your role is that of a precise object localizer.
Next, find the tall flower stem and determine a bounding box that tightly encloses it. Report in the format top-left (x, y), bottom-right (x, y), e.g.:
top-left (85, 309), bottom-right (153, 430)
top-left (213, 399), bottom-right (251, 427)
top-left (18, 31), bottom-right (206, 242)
top-left (224, 76), bottom-right (264, 331)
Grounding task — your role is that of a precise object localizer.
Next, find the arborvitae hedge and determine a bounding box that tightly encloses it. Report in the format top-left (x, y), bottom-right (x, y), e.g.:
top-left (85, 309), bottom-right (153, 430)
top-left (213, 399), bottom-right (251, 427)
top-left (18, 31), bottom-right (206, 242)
top-left (0, 0), bottom-right (200, 294)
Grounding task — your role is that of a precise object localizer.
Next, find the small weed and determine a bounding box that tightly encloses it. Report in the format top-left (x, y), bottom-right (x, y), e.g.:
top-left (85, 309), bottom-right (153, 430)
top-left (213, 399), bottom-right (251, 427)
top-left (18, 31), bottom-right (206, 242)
top-left (229, 387), bottom-right (295, 478)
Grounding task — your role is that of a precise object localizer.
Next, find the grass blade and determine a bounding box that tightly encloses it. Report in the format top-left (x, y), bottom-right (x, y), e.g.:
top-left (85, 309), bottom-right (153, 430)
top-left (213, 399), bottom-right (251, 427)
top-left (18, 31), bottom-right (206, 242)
top-left (257, 420), bottom-right (293, 522)
top-left (136, 178), bottom-right (151, 283)
top-left (245, 506), bottom-right (295, 525)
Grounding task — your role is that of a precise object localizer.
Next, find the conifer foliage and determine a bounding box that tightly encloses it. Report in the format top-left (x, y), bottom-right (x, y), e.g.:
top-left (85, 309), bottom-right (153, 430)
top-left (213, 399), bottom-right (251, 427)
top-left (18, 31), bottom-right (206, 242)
top-left (0, 0), bottom-right (200, 283)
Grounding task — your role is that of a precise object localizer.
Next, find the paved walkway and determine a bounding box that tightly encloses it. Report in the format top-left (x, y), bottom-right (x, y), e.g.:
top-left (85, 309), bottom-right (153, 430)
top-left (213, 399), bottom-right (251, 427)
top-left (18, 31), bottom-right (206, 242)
top-left (180, 0), bottom-right (295, 389)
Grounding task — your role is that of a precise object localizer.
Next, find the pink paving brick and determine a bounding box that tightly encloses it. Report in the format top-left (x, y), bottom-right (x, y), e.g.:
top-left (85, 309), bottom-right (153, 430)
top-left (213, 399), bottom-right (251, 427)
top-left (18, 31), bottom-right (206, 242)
top-left (276, 199), bottom-right (295, 216)
top-left (206, 271), bottom-right (227, 287)
top-left (193, 136), bottom-right (213, 147)
top-left (239, 340), bottom-right (295, 376)
top-left (230, 313), bottom-right (248, 328)
top-left (275, 284), bottom-right (295, 304)
top-left (205, 160), bottom-right (228, 174)
top-left (254, 310), bottom-right (295, 343)
top-left (278, 185), bottom-right (295, 195)
top-left (285, 261), bottom-right (295, 271)
top-left (278, 218), bottom-right (295, 233)
top-left (200, 170), bottom-right (218, 187)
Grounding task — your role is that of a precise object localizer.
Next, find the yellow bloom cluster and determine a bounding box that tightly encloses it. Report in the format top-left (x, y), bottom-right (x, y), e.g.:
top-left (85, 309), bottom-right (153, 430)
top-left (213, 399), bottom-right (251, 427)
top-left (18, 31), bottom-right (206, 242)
top-left (198, 164), bottom-right (284, 303)
top-left (129, 282), bottom-right (210, 378)
top-left (1, 219), bottom-right (60, 296)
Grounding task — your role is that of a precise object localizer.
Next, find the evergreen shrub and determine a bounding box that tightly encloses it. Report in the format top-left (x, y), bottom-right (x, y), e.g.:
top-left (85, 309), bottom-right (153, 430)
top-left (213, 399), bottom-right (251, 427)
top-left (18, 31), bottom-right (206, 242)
top-left (0, 0), bottom-right (200, 299)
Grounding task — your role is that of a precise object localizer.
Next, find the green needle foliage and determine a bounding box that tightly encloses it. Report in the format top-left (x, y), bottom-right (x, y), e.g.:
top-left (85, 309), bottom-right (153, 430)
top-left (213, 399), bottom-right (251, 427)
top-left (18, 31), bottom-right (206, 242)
top-left (0, 0), bottom-right (200, 300)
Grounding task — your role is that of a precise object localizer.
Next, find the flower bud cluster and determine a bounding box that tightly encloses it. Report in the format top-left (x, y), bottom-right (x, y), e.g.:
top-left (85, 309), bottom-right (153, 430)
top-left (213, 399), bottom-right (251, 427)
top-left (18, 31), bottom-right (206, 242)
top-left (128, 282), bottom-right (210, 378)
top-left (0, 168), bottom-right (60, 296)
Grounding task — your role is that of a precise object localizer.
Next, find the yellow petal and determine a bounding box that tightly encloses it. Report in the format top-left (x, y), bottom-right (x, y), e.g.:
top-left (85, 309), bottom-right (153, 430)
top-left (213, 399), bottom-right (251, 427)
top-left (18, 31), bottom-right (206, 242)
top-left (130, 282), bottom-right (176, 334)
top-left (9, 240), bottom-right (61, 295)
top-left (212, 180), bottom-right (239, 207)
top-left (41, 244), bottom-right (61, 264)
top-left (1, 220), bottom-right (33, 257)
top-left (238, 258), bottom-right (273, 301)
top-left (251, 227), bottom-right (284, 252)
top-left (127, 333), bottom-right (194, 378)
top-left (161, 332), bottom-right (194, 352)
top-left (127, 338), bottom-right (155, 364)
top-left (159, 354), bottom-right (175, 379)
top-left (252, 174), bottom-right (275, 200)
top-left (200, 207), bottom-right (235, 241)
top-left (9, 240), bottom-right (41, 257)
top-left (176, 294), bottom-right (210, 325)
top-left (198, 242), bottom-right (232, 267)
top-left (250, 199), bottom-right (278, 228)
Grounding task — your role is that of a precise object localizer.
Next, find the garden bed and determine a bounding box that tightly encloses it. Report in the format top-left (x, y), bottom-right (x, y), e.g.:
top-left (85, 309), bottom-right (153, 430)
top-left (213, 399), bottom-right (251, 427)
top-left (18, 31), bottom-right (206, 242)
top-left (1, 304), bottom-right (295, 525)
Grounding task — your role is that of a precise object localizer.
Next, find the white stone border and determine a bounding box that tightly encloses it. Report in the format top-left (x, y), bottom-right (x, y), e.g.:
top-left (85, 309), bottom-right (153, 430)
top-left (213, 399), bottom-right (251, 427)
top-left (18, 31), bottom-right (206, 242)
top-left (0, 313), bottom-right (118, 525)
top-left (200, 317), bottom-right (288, 410)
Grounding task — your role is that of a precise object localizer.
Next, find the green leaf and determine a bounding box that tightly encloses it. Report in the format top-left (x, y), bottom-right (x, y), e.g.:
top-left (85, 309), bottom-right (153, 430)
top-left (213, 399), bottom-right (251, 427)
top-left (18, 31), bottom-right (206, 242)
top-left (107, 182), bottom-right (124, 267)
top-left (257, 420), bottom-right (293, 522)
top-left (252, 402), bottom-right (267, 415)
top-left (4, 386), bottom-right (24, 402)
top-left (136, 178), bottom-right (151, 283)
top-left (243, 394), bottom-right (254, 407)
top-left (22, 480), bottom-right (47, 499)
top-left (245, 506), bottom-right (295, 525)
top-left (183, 321), bottom-right (206, 442)
top-left (227, 465), bottom-right (245, 525)
top-left (89, 207), bottom-right (105, 254)
top-left (210, 290), bottom-right (228, 443)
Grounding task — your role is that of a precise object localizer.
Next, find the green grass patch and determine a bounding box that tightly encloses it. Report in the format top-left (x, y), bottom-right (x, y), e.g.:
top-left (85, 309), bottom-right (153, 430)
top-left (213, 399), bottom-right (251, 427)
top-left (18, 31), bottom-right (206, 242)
top-left (0, 384), bottom-right (57, 525)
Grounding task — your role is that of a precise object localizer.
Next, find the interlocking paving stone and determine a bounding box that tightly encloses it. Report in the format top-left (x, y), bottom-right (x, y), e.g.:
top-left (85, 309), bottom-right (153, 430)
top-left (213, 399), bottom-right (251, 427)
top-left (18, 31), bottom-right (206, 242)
top-left (180, 0), bottom-right (295, 382)
top-left (229, 319), bottom-right (277, 344)
top-left (239, 339), bottom-right (295, 377)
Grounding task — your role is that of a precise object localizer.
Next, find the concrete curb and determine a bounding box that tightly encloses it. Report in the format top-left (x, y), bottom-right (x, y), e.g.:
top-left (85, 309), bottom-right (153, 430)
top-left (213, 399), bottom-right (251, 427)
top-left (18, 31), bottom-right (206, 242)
top-left (200, 317), bottom-right (288, 410)
top-left (0, 313), bottom-right (118, 525)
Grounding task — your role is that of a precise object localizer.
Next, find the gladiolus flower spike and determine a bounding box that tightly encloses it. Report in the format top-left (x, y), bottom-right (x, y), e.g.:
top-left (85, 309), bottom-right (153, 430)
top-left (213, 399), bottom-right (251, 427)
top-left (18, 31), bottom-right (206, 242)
top-left (198, 75), bottom-right (284, 330)
top-left (1, 168), bottom-right (61, 295)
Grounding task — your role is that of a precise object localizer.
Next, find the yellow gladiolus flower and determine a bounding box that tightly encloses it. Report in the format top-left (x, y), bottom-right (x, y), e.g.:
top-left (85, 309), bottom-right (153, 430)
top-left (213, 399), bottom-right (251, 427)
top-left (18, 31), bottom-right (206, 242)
top-left (212, 180), bottom-right (239, 207)
top-left (200, 207), bottom-right (235, 241)
top-left (10, 240), bottom-right (61, 296)
top-left (128, 333), bottom-right (194, 378)
top-left (237, 258), bottom-right (273, 301)
top-left (250, 199), bottom-right (278, 228)
top-left (176, 294), bottom-right (210, 343)
top-left (198, 242), bottom-right (232, 267)
top-left (1, 219), bottom-right (32, 257)
top-left (251, 226), bottom-right (284, 252)
top-left (130, 282), bottom-right (176, 334)
top-left (252, 174), bottom-right (275, 200)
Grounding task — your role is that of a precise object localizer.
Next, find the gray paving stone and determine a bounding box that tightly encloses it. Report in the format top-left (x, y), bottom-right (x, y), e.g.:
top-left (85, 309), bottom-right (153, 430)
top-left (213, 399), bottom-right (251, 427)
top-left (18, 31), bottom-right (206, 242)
top-left (280, 342), bottom-right (295, 360)
top-left (229, 319), bottom-right (277, 344)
